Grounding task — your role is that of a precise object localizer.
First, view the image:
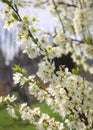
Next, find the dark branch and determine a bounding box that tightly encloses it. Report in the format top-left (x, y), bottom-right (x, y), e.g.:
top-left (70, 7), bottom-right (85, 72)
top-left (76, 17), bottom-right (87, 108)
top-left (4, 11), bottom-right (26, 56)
top-left (58, 2), bottom-right (78, 8)
top-left (74, 107), bottom-right (89, 126)
top-left (10, 4), bottom-right (22, 21)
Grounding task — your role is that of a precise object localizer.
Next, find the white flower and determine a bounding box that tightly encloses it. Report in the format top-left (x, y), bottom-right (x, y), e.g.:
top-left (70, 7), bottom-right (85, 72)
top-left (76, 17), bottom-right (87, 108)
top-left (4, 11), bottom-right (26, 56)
top-left (4, 95), bottom-right (17, 103)
top-left (0, 96), bottom-right (3, 103)
top-left (37, 60), bottom-right (55, 83)
top-left (20, 103), bottom-right (27, 111)
top-left (13, 72), bottom-right (27, 85)
top-left (13, 72), bottom-right (23, 84)
top-left (7, 105), bottom-right (18, 119)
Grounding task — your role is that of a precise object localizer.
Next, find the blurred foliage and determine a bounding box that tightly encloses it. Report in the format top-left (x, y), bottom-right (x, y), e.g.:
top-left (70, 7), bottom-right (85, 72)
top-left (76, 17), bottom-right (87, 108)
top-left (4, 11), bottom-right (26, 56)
top-left (0, 102), bottom-right (62, 130)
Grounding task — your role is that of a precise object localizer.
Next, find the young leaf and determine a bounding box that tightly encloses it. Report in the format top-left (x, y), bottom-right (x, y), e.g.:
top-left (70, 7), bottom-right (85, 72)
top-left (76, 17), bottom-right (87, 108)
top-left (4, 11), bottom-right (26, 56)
top-left (86, 37), bottom-right (92, 45)
top-left (1, 0), bottom-right (12, 6)
top-left (32, 38), bottom-right (38, 44)
top-left (72, 67), bottom-right (79, 74)
top-left (12, 64), bottom-right (22, 72)
top-left (12, 12), bottom-right (19, 20)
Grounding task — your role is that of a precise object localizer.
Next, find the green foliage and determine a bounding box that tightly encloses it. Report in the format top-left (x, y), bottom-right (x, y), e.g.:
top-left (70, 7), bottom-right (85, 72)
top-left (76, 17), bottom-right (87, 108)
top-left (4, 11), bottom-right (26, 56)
top-left (12, 12), bottom-right (19, 20)
top-left (12, 64), bottom-right (22, 72)
top-left (72, 67), bottom-right (79, 74)
top-left (0, 102), bottom-right (62, 130)
top-left (76, 55), bottom-right (81, 60)
top-left (86, 37), bottom-right (92, 45)
top-left (7, 18), bottom-right (15, 25)
top-left (32, 38), bottom-right (38, 44)
top-left (1, 0), bottom-right (12, 6)
top-left (12, 65), bottom-right (28, 76)
top-left (0, 107), bottom-right (35, 130)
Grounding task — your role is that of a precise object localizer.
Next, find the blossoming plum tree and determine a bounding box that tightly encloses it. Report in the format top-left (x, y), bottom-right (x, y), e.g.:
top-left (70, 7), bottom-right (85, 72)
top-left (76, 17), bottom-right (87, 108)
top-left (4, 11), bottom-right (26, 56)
top-left (0, 0), bottom-right (93, 130)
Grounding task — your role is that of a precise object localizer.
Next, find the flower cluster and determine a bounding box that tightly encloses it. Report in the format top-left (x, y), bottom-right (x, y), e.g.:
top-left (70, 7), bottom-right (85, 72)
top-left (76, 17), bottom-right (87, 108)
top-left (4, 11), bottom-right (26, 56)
top-left (13, 72), bottom-right (28, 85)
top-left (19, 103), bottom-right (65, 130)
top-left (12, 66), bottom-right (93, 129)
top-left (7, 105), bottom-right (18, 119)
top-left (37, 60), bottom-right (55, 83)
top-left (0, 95), bottom-right (17, 104)
top-left (2, 6), bottom-right (16, 29)
top-left (0, 0), bottom-right (93, 130)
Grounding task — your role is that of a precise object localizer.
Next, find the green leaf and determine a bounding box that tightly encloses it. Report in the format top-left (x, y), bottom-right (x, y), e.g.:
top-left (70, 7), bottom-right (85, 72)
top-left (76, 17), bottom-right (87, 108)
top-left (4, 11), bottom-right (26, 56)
top-left (12, 64), bottom-right (22, 72)
top-left (76, 55), bottom-right (81, 60)
top-left (72, 67), bottom-right (79, 74)
top-left (12, 65), bottom-right (28, 76)
top-left (7, 18), bottom-right (15, 25)
top-left (32, 38), bottom-right (38, 44)
top-left (12, 12), bottom-right (19, 20)
top-left (86, 37), bottom-right (92, 45)
top-left (1, 0), bottom-right (12, 6)
top-left (21, 69), bottom-right (28, 77)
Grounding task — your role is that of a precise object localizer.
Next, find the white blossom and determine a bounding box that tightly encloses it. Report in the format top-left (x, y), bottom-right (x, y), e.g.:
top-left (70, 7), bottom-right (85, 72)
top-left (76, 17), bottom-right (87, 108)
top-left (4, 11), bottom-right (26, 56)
top-left (7, 105), bottom-right (18, 119)
top-left (13, 72), bottom-right (27, 85)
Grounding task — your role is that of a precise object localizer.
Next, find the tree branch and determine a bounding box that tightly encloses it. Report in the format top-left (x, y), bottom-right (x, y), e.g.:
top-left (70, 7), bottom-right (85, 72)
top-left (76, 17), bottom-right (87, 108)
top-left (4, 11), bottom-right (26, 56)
top-left (58, 2), bottom-right (78, 8)
top-left (52, 0), bottom-right (65, 34)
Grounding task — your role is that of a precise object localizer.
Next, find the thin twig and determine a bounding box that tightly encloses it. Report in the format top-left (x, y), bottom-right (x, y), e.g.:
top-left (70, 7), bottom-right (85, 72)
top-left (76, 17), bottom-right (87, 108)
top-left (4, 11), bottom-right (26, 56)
top-left (52, 0), bottom-right (65, 34)
top-left (58, 2), bottom-right (78, 8)
top-left (10, 4), bottom-right (22, 21)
